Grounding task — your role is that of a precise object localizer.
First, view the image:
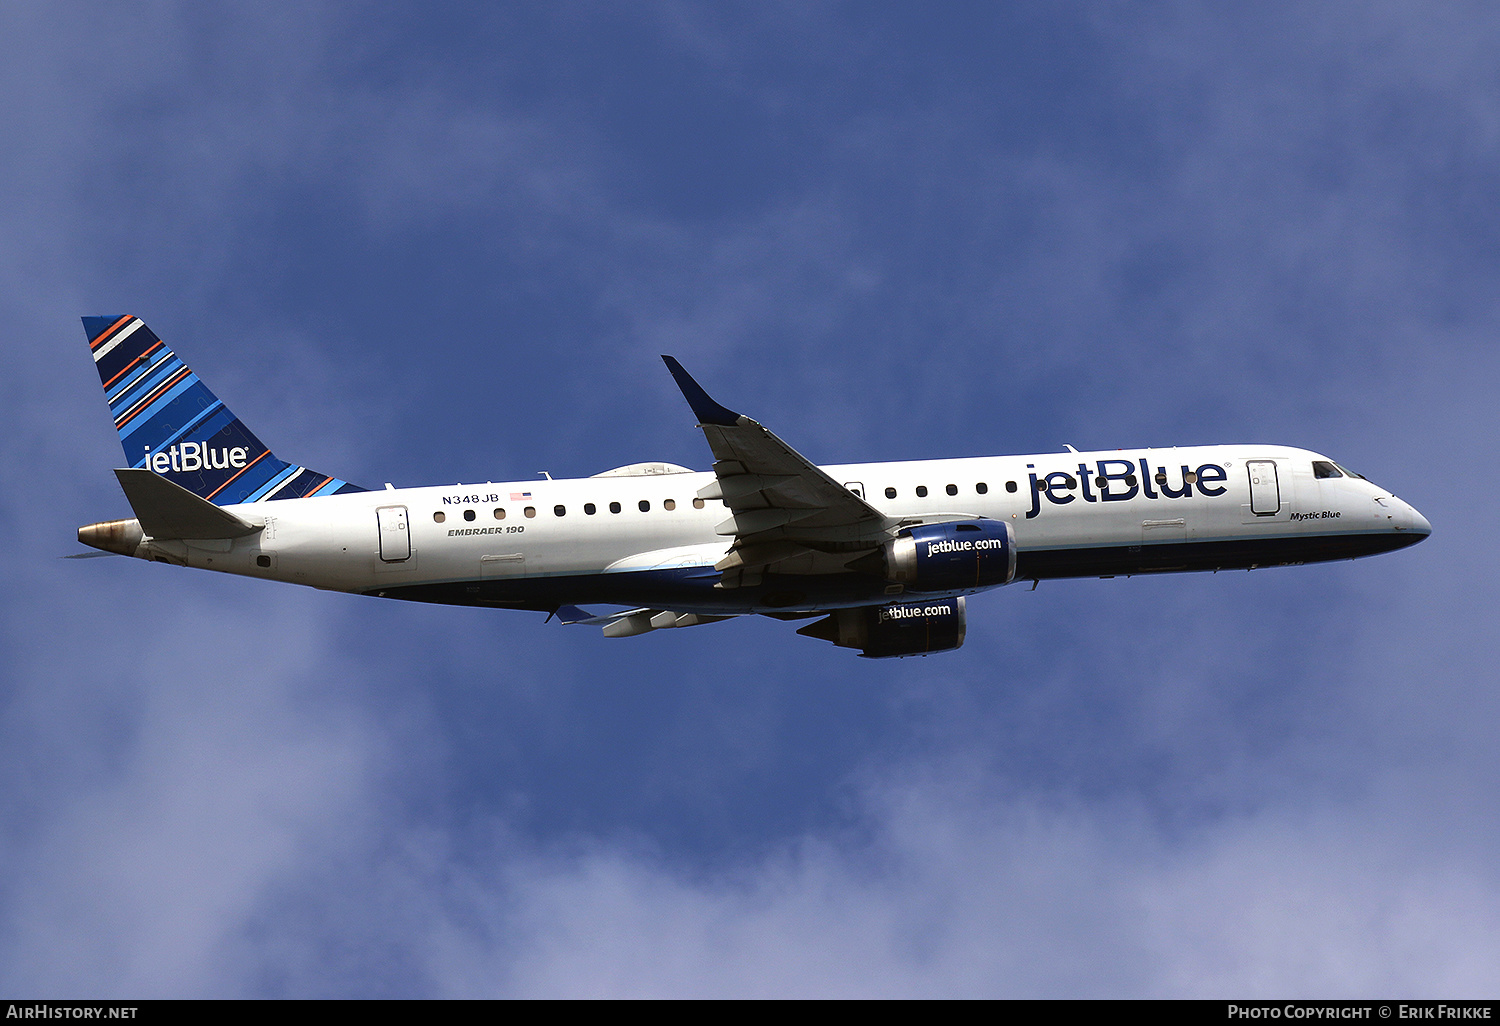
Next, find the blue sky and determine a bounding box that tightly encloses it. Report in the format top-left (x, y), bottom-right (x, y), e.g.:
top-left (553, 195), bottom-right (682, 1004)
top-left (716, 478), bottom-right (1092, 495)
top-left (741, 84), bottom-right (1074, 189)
top-left (2, 1), bottom-right (1497, 997)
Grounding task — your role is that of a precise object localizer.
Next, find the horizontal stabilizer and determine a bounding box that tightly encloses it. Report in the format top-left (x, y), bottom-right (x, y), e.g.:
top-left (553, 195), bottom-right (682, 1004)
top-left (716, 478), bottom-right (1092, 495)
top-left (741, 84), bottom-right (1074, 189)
top-left (114, 468), bottom-right (263, 540)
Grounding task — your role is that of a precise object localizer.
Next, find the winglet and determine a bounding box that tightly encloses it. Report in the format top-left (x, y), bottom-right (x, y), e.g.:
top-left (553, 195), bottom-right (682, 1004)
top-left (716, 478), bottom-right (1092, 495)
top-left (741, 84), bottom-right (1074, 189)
top-left (661, 356), bottom-right (741, 426)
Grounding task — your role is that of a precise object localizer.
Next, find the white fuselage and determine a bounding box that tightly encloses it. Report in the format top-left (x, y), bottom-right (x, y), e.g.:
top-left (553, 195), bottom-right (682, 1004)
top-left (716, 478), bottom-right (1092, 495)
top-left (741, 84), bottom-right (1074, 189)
top-left (126, 444), bottom-right (1429, 615)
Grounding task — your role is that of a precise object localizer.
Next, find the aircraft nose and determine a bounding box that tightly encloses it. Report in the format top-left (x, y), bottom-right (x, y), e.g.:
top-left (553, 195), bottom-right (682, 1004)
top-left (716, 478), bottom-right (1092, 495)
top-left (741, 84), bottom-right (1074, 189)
top-left (1406, 503), bottom-right (1432, 538)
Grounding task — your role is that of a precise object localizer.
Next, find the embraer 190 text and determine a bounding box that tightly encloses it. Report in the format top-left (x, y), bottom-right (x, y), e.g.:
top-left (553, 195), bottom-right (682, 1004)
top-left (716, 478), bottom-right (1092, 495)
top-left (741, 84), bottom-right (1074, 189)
top-left (76, 317), bottom-right (1430, 657)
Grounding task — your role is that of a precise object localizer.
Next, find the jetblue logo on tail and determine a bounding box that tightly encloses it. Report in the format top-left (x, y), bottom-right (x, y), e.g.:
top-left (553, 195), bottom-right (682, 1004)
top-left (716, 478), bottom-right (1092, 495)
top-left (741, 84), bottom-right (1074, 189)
top-left (144, 442), bottom-right (251, 474)
top-left (85, 315), bottom-right (366, 505)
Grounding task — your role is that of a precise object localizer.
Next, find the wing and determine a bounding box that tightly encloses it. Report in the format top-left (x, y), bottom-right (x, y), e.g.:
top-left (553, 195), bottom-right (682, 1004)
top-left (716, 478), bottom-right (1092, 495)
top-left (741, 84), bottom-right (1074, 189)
top-left (662, 357), bottom-right (894, 587)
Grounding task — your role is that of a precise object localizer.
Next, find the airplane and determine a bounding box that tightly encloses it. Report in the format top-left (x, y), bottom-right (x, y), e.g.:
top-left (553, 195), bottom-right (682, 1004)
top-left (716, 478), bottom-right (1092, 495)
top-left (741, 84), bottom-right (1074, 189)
top-left (75, 316), bottom-right (1431, 657)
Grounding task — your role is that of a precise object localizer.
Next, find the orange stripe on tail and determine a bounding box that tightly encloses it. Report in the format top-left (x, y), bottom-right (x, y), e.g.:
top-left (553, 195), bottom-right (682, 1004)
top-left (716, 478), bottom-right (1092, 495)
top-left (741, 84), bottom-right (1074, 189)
top-left (89, 316), bottom-right (134, 350)
top-left (114, 366), bottom-right (191, 430)
top-left (206, 448), bottom-right (271, 502)
top-left (102, 340), bottom-right (165, 391)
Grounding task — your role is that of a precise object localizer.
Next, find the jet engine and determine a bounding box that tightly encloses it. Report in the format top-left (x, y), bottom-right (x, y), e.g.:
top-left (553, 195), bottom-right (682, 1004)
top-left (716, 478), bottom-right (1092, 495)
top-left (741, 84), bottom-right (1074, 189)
top-left (796, 597), bottom-right (967, 658)
top-left (852, 519), bottom-right (1016, 591)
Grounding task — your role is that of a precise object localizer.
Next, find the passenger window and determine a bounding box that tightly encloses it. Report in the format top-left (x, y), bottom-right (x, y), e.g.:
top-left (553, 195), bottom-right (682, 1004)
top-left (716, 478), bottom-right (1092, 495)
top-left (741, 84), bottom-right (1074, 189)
top-left (885, 487), bottom-right (897, 499)
top-left (610, 501), bottom-right (621, 514)
top-left (493, 508), bottom-right (506, 520)
top-left (1005, 481), bottom-right (1017, 493)
top-left (916, 486), bottom-right (928, 498)
top-left (524, 506), bottom-right (536, 518)
top-left (433, 511), bottom-right (446, 523)
top-left (945, 484), bottom-right (957, 496)
top-left (638, 500), bottom-right (650, 512)
top-left (664, 499), bottom-right (676, 511)
top-left (976, 483), bottom-right (988, 494)
top-left (463, 509), bottom-right (476, 522)
top-left (584, 503), bottom-right (596, 515)
top-left (554, 505), bottom-right (566, 517)
top-left (692, 498), bottom-right (705, 509)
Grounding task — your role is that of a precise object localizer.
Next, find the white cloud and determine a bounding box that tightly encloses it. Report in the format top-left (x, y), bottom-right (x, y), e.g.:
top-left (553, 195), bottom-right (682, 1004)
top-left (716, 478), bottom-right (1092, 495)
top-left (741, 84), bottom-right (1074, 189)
top-left (409, 763), bottom-right (1500, 997)
top-left (0, 584), bottom-right (384, 996)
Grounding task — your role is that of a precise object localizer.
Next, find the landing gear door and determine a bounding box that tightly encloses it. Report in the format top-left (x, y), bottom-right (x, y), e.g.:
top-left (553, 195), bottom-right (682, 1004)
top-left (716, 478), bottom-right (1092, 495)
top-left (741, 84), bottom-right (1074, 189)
top-left (377, 505), bottom-right (411, 562)
top-left (1247, 460), bottom-right (1280, 516)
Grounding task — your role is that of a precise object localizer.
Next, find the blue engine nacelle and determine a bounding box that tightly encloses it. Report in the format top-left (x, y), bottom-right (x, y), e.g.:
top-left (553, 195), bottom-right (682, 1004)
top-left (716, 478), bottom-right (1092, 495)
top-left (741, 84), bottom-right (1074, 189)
top-left (797, 597), bottom-right (967, 658)
top-left (878, 519), bottom-right (1017, 592)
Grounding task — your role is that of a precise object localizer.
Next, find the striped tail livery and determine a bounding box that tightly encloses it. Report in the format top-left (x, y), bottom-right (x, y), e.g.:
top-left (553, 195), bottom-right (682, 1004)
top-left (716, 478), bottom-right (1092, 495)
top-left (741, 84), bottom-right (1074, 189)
top-left (84, 316), bottom-right (366, 504)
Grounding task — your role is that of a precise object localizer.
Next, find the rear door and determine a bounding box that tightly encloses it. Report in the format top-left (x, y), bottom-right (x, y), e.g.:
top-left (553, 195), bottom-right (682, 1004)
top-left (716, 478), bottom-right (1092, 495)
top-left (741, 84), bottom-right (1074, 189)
top-left (376, 505), bottom-right (411, 562)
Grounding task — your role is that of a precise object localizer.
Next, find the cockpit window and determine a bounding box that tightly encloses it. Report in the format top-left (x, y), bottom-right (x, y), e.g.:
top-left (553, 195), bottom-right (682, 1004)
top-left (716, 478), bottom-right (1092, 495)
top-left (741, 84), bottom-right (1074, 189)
top-left (1333, 462), bottom-right (1366, 480)
top-left (1313, 461), bottom-right (1343, 479)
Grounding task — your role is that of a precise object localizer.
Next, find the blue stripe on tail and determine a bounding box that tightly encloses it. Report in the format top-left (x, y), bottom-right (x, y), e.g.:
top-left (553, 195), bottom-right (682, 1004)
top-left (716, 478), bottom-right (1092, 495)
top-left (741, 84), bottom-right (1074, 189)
top-left (83, 316), bottom-right (367, 505)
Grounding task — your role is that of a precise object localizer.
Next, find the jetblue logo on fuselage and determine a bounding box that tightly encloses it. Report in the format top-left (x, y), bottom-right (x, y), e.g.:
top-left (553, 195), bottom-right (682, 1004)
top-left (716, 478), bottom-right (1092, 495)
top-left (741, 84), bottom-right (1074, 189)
top-left (1026, 459), bottom-right (1228, 519)
top-left (143, 441), bottom-right (251, 474)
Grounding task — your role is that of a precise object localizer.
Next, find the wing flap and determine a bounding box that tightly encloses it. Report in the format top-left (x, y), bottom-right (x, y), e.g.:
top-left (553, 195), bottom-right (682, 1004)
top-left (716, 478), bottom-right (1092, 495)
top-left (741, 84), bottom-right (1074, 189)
top-left (556, 604), bottom-right (738, 637)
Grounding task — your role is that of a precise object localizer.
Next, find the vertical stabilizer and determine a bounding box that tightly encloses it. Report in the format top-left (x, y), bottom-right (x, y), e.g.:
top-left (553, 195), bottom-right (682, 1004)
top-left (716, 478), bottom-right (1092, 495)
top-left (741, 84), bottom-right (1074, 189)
top-left (83, 316), bottom-right (366, 505)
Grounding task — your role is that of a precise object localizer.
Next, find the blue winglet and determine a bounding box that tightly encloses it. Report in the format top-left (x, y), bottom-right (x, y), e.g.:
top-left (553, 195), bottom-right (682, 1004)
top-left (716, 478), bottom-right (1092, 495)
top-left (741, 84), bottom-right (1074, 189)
top-left (661, 356), bottom-right (741, 427)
